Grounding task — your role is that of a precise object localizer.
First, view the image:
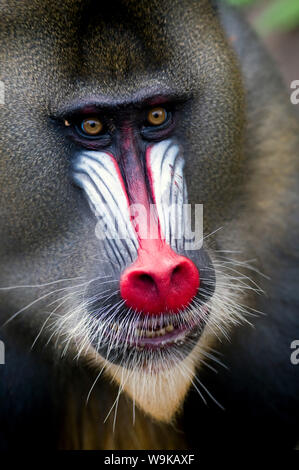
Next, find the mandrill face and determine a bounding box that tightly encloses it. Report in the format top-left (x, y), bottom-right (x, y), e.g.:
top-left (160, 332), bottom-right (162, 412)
top-left (0, 0), bottom-right (245, 422)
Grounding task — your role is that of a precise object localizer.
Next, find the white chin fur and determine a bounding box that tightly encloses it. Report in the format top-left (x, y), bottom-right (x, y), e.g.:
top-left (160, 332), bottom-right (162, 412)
top-left (90, 329), bottom-right (214, 423)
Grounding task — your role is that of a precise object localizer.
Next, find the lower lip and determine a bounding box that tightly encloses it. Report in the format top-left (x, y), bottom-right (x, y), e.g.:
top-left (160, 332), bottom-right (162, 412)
top-left (127, 305), bottom-right (209, 350)
top-left (93, 305), bottom-right (210, 362)
top-left (94, 322), bottom-right (205, 366)
top-left (124, 322), bottom-right (204, 351)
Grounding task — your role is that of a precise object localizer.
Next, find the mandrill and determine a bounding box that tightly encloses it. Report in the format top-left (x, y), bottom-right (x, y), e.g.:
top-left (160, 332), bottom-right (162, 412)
top-left (0, 0), bottom-right (298, 450)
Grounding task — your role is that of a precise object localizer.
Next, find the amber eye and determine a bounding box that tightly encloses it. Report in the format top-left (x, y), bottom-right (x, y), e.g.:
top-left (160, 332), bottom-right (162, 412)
top-left (81, 117), bottom-right (103, 136)
top-left (147, 107), bottom-right (167, 126)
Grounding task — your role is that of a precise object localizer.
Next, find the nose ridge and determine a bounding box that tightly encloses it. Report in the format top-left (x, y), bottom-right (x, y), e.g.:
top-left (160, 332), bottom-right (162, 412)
top-left (120, 240), bottom-right (200, 315)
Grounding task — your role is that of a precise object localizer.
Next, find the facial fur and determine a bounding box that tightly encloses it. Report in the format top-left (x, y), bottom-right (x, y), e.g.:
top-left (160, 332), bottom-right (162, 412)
top-left (2, 0), bottom-right (298, 446)
top-left (0, 0), bottom-right (247, 423)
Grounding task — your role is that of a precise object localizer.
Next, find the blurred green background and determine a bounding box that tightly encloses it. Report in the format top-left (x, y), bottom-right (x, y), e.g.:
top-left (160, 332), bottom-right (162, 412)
top-left (224, 0), bottom-right (299, 85)
top-left (225, 0), bottom-right (299, 33)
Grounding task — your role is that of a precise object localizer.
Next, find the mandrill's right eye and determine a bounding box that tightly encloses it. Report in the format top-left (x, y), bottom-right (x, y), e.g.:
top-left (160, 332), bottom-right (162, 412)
top-left (80, 117), bottom-right (103, 137)
top-left (63, 113), bottom-right (112, 148)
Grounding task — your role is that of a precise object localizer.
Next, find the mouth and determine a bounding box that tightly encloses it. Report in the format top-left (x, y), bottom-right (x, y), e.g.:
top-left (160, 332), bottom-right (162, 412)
top-left (90, 303), bottom-right (210, 365)
top-left (85, 249), bottom-right (216, 366)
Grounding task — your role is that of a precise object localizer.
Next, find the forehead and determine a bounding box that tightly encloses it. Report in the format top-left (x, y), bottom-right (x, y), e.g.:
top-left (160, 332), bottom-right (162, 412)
top-left (0, 0), bottom-right (218, 101)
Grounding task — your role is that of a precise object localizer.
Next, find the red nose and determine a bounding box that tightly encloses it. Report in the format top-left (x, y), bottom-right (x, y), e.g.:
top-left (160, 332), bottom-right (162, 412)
top-left (120, 240), bottom-right (200, 315)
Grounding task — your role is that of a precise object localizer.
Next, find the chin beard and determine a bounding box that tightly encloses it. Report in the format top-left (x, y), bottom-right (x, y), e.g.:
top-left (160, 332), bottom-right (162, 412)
top-left (93, 325), bottom-right (218, 423)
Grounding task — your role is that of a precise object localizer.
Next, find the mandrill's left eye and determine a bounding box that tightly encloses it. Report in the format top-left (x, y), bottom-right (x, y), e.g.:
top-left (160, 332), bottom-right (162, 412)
top-left (147, 107), bottom-right (168, 126)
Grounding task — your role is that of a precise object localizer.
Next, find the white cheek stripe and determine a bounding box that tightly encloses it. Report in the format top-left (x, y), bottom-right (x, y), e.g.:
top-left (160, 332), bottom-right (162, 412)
top-left (73, 151), bottom-right (138, 268)
top-left (72, 140), bottom-right (190, 269)
top-left (148, 140), bottom-right (188, 252)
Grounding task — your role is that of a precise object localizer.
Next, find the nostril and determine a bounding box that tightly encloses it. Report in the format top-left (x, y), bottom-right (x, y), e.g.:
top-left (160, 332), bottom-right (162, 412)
top-left (172, 265), bottom-right (182, 276)
top-left (170, 263), bottom-right (189, 288)
top-left (171, 264), bottom-right (182, 281)
top-left (135, 273), bottom-right (157, 291)
top-left (138, 273), bottom-right (155, 285)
